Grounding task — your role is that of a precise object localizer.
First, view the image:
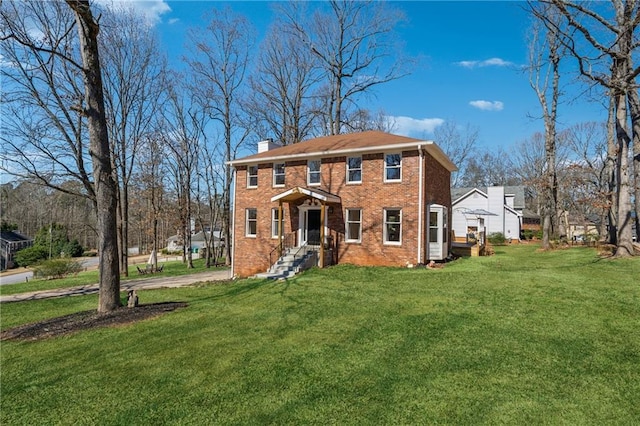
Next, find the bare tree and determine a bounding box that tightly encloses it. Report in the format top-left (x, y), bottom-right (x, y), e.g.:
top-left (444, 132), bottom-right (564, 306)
top-left (458, 149), bottom-right (520, 189)
top-left (99, 3), bottom-right (167, 276)
top-left (1, 0), bottom-right (120, 311)
top-left (162, 82), bottom-right (205, 269)
top-left (65, 0), bottom-right (120, 311)
top-left (135, 133), bottom-right (167, 271)
top-left (528, 2), bottom-right (565, 249)
top-left (433, 121), bottom-right (479, 188)
top-left (247, 22), bottom-right (320, 145)
top-left (1, 1), bottom-right (94, 199)
top-left (281, 0), bottom-right (413, 135)
top-left (344, 108), bottom-right (397, 134)
top-left (185, 7), bottom-right (254, 265)
top-left (538, 0), bottom-right (639, 256)
top-left (563, 121), bottom-right (612, 239)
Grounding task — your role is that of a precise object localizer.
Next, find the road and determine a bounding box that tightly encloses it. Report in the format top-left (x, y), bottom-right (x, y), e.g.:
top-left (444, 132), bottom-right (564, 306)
top-left (0, 255), bottom-right (187, 286)
top-left (0, 268), bottom-right (231, 303)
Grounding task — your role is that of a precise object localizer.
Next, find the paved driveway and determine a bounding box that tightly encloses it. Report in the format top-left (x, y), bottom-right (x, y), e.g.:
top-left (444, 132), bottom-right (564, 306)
top-left (0, 269), bottom-right (231, 303)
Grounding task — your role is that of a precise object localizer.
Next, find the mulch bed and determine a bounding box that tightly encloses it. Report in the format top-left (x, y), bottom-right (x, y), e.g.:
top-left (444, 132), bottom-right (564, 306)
top-left (1, 302), bottom-right (188, 342)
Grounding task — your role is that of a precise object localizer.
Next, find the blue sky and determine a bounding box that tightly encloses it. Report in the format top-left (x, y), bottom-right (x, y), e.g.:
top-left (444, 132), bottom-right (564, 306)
top-left (115, 1), bottom-right (607, 152)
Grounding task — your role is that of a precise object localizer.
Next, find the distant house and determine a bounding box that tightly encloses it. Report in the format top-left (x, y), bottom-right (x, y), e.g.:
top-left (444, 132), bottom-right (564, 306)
top-left (166, 234), bottom-right (182, 252)
top-left (166, 230), bottom-right (222, 253)
top-left (1, 230), bottom-right (33, 270)
top-left (228, 131), bottom-right (457, 278)
top-left (451, 186), bottom-right (524, 242)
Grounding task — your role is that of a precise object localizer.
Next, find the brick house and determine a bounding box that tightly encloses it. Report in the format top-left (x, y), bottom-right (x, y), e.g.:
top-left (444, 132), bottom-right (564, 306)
top-left (228, 131), bottom-right (457, 278)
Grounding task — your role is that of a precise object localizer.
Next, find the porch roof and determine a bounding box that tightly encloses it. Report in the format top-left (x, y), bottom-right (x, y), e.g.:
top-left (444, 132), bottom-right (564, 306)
top-left (271, 187), bottom-right (341, 204)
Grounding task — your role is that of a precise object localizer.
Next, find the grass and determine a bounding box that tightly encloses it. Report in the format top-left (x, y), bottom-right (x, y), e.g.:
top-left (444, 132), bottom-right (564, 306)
top-left (1, 244), bottom-right (639, 424)
top-left (0, 258), bottom-right (222, 296)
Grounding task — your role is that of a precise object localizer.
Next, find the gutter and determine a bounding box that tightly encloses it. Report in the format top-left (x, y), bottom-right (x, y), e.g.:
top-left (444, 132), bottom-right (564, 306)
top-left (227, 141), bottom-right (458, 172)
top-left (418, 144), bottom-right (424, 264)
top-left (230, 168), bottom-right (237, 278)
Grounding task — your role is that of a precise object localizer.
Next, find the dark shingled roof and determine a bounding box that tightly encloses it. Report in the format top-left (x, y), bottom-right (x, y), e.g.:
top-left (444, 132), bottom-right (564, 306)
top-left (1, 231), bottom-right (32, 243)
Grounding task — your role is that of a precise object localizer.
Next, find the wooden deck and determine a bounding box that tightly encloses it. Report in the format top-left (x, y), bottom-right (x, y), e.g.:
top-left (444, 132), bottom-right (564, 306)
top-left (451, 242), bottom-right (485, 257)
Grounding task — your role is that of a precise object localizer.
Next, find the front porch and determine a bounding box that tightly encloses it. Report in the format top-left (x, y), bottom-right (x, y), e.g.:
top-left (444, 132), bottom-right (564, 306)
top-left (268, 187), bottom-right (341, 276)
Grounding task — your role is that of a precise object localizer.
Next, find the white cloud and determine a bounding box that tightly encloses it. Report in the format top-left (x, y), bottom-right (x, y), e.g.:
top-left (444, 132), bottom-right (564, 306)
top-left (469, 100), bottom-right (504, 111)
top-left (95, 0), bottom-right (171, 25)
top-left (388, 116), bottom-right (445, 136)
top-left (455, 57), bottom-right (513, 69)
top-left (168, 18), bottom-right (180, 25)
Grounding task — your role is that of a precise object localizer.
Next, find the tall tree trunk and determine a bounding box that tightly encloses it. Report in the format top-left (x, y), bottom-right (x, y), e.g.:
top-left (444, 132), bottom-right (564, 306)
top-left (121, 186), bottom-right (129, 275)
top-left (66, 0), bottom-right (120, 312)
top-left (606, 92), bottom-right (618, 244)
top-left (627, 87), bottom-right (640, 244)
top-left (614, 88), bottom-right (634, 256)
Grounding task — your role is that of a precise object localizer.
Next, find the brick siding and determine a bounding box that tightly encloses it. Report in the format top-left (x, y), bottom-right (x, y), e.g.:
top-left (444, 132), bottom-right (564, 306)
top-left (233, 149), bottom-right (452, 277)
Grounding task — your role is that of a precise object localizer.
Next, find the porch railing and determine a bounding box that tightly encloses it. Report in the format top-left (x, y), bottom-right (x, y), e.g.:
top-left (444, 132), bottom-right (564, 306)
top-left (269, 232), bottom-right (297, 266)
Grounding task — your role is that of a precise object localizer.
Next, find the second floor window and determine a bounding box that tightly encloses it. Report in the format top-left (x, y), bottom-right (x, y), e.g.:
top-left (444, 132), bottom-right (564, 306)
top-left (384, 153), bottom-right (402, 182)
top-left (308, 160), bottom-right (321, 185)
top-left (347, 156), bottom-right (362, 183)
top-left (273, 162), bottom-right (285, 186)
top-left (246, 208), bottom-right (257, 237)
top-left (247, 165), bottom-right (258, 188)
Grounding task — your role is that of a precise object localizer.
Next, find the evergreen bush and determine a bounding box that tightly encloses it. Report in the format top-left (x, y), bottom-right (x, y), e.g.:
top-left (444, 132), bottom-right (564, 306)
top-left (32, 258), bottom-right (83, 279)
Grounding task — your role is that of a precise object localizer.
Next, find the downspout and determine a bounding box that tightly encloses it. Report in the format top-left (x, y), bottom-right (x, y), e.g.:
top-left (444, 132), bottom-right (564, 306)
top-left (278, 200), bottom-right (283, 256)
top-left (418, 145), bottom-right (424, 264)
top-left (230, 168), bottom-right (237, 278)
top-left (320, 202), bottom-right (326, 267)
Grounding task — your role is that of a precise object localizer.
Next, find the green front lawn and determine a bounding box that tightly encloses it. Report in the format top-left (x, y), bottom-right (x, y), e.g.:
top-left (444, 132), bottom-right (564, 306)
top-left (1, 245), bottom-right (639, 424)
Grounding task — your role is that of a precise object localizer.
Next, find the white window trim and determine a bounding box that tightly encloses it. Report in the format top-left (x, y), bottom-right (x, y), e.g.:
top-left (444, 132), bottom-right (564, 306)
top-left (245, 208), bottom-right (257, 238)
top-left (346, 156), bottom-right (362, 184)
top-left (247, 165), bottom-right (258, 188)
top-left (307, 159), bottom-right (322, 186)
top-left (383, 208), bottom-right (402, 245)
top-left (384, 153), bottom-right (402, 183)
top-left (345, 208), bottom-right (362, 243)
top-left (271, 208), bottom-right (284, 239)
top-left (273, 162), bottom-right (285, 187)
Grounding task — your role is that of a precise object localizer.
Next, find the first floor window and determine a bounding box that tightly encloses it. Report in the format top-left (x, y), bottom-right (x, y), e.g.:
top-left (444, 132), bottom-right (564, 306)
top-left (384, 208), bottom-right (402, 244)
top-left (345, 208), bottom-right (362, 242)
top-left (246, 208), bottom-right (257, 237)
top-left (247, 165), bottom-right (258, 188)
top-left (273, 162), bottom-right (285, 186)
top-left (271, 208), bottom-right (284, 238)
top-left (308, 160), bottom-right (321, 185)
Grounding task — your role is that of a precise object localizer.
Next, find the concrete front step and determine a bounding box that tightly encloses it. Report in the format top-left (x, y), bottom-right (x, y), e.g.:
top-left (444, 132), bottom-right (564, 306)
top-left (255, 248), bottom-right (318, 280)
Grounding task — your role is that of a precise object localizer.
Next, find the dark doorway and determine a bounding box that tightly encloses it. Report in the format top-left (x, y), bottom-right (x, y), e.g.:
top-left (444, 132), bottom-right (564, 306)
top-left (306, 209), bottom-right (321, 245)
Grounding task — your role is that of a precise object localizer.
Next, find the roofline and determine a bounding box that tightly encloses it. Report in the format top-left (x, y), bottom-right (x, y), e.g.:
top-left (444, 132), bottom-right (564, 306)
top-left (271, 187), bottom-right (341, 203)
top-left (452, 188), bottom-right (488, 205)
top-left (228, 140), bottom-right (457, 172)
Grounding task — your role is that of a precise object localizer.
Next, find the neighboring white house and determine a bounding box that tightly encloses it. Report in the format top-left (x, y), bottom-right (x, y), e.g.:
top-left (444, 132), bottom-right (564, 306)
top-left (166, 230), bottom-right (222, 253)
top-left (451, 186), bottom-right (523, 241)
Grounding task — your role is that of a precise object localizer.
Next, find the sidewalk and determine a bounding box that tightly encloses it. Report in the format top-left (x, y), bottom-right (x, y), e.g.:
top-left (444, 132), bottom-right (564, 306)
top-left (0, 269), bottom-right (231, 303)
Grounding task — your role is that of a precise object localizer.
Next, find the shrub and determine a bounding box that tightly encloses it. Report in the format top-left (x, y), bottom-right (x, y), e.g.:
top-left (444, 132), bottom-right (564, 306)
top-left (487, 232), bottom-right (506, 245)
top-left (14, 246), bottom-right (48, 267)
top-left (32, 258), bottom-right (84, 279)
top-left (62, 239), bottom-right (84, 257)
